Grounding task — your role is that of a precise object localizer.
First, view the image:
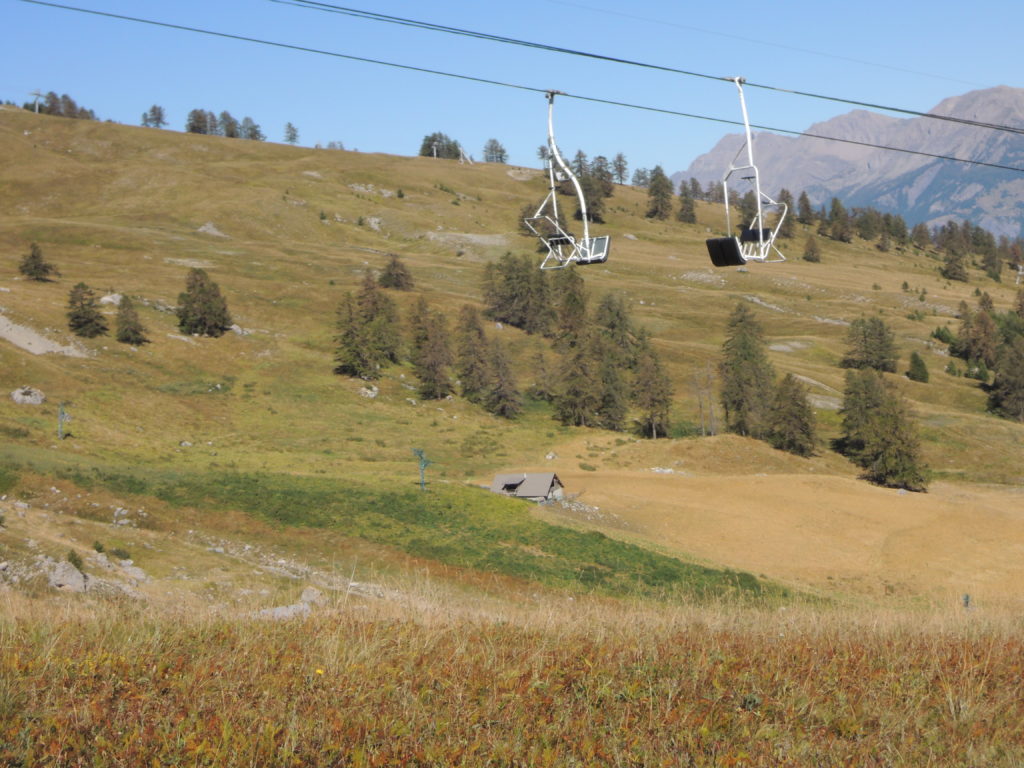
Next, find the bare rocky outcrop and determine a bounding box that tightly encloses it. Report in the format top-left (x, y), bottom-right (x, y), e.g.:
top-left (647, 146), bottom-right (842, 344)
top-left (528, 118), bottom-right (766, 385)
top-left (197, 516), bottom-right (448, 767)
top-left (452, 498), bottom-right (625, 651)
top-left (10, 385), bottom-right (45, 405)
top-left (48, 560), bottom-right (87, 592)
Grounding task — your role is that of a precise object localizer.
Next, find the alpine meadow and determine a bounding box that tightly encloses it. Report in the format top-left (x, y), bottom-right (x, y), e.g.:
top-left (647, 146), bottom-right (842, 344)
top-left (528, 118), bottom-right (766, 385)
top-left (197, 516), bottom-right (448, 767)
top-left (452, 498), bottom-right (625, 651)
top-left (4, 103), bottom-right (1024, 766)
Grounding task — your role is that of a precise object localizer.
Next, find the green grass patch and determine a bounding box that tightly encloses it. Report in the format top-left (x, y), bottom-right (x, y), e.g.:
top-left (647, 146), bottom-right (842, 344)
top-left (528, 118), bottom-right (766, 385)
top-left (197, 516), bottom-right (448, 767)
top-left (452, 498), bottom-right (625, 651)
top-left (77, 467), bottom-right (770, 600)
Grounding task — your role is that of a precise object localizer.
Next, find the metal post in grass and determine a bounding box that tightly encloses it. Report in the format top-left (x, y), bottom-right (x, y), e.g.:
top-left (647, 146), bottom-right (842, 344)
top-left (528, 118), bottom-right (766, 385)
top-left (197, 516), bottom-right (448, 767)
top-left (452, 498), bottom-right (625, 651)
top-left (57, 402), bottom-right (71, 440)
top-left (412, 448), bottom-right (432, 491)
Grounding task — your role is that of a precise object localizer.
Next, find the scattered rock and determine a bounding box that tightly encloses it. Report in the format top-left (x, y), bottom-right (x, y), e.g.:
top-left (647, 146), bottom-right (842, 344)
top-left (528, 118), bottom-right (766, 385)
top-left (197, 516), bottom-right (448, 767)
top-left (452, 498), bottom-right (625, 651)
top-left (49, 561), bottom-right (87, 592)
top-left (99, 293), bottom-right (123, 306)
top-left (197, 222), bottom-right (229, 238)
top-left (10, 386), bottom-right (45, 405)
top-left (230, 324), bottom-right (250, 336)
top-left (300, 586), bottom-right (325, 605)
top-left (359, 384), bottom-right (379, 399)
top-left (258, 602), bottom-right (311, 620)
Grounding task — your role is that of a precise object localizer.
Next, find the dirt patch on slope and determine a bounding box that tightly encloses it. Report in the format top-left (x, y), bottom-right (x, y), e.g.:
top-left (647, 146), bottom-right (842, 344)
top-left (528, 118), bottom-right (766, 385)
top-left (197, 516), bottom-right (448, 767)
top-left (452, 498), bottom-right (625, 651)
top-left (549, 469), bottom-right (1024, 603)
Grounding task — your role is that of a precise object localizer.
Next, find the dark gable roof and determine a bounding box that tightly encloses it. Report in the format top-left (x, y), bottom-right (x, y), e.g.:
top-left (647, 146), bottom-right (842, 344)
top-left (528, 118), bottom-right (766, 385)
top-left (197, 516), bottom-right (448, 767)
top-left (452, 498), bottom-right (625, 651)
top-left (490, 472), bottom-right (562, 498)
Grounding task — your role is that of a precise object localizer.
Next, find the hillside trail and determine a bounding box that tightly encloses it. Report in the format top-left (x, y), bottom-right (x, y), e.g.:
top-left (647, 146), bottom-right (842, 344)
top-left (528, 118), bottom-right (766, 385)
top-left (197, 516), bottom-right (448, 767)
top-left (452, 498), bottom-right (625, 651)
top-left (545, 469), bottom-right (1024, 604)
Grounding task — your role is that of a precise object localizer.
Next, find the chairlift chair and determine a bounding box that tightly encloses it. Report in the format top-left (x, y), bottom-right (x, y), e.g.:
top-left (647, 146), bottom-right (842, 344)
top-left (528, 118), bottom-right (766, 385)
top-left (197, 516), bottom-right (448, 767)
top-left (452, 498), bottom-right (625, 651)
top-left (524, 91), bottom-right (611, 270)
top-left (706, 77), bottom-right (788, 267)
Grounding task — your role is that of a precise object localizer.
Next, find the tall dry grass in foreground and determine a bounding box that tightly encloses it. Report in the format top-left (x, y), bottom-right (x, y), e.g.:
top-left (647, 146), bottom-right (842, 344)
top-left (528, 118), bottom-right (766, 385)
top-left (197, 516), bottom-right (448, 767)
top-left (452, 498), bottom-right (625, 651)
top-left (3, 589), bottom-right (1023, 767)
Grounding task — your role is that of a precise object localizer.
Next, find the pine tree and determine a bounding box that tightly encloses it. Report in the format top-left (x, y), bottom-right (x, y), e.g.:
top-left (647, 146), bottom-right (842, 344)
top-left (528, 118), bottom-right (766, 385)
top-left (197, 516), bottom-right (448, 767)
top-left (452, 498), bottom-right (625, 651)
top-left (796, 191), bottom-right (815, 226)
top-left (284, 122), bottom-right (299, 145)
top-left (719, 303), bottom-right (776, 438)
top-left (645, 165), bottom-right (673, 220)
top-left (907, 351), bottom-right (929, 383)
top-left (185, 109), bottom-right (208, 134)
top-left (838, 369), bottom-right (887, 465)
top-left (861, 385), bottom-right (928, 491)
top-left (18, 242), bottom-right (60, 281)
top-left (483, 339), bottom-right (522, 419)
top-left (420, 132), bottom-right (461, 159)
top-left (802, 235), bottom-right (821, 263)
top-left (554, 332), bottom-right (600, 427)
top-left (66, 283), bottom-right (108, 338)
top-left (989, 336), bottom-right (1024, 421)
top-left (612, 153), bottom-right (628, 185)
top-left (940, 252), bottom-right (969, 282)
top-left (240, 117), bottom-right (265, 141)
top-left (676, 184), bottom-right (696, 224)
top-left (765, 374), bottom-right (817, 456)
top-left (115, 296), bottom-right (148, 345)
top-left (218, 111), bottom-right (240, 138)
top-left (828, 197), bottom-right (853, 242)
top-left (553, 267), bottom-right (588, 351)
top-left (776, 188), bottom-right (795, 238)
top-left (592, 341), bottom-right (628, 431)
top-left (413, 311), bottom-right (453, 399)
top-left (482, 138), bottom-right (508, 163)
top-left (176, 268), bottom-right (232, 337)
top-left (840, 316), bottom-right (898, 372)
top-left (378, 254), bottom-right (414, 290)
top-left (632, 345), bottom-right (673, 438)
top-left (593, 293), bottom-right (639, 367)
top-left (141, 105), bottom-right (167, 128)
top-left (334, 275), bottom-right (402, 379)
top-left (911, 222), bottom-right (932, 250)
top-left (454, 305), bottom-right (491, 404)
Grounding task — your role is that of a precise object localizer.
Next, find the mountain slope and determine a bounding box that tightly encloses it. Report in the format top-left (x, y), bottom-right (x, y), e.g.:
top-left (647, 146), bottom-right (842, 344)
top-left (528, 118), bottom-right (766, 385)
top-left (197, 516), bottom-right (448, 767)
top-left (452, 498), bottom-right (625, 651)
top-left (2, 106), bottom-right (1024, 603)
top-left (677, 86), bottom-right (1024, 237)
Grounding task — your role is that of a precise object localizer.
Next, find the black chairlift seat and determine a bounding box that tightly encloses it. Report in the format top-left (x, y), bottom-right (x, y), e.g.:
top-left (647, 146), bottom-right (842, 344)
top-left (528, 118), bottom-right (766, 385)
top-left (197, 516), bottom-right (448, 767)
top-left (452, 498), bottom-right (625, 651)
top-left (740, 227), bottom-right (773, 243)
top-left (706, 236), bottom-right (745, 267)
top-left (547, 234), bottom-right (575, 247)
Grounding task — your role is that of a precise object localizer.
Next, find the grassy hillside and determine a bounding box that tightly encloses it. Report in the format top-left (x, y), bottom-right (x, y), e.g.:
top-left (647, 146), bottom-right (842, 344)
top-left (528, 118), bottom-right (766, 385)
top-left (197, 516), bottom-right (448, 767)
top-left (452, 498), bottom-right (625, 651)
top-left (2, 105), bottom-right (1023, 605)
top-left (6, 106), bottom-right (1024, 767)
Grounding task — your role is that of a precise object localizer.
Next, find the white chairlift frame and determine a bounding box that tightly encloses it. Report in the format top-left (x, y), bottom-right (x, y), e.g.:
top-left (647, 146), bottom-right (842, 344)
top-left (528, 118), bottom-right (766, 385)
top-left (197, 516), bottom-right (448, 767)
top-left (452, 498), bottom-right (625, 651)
top-left (524, 91), bottom-right (610, 270)
top-left (707, 77), bottom-right (788, 267)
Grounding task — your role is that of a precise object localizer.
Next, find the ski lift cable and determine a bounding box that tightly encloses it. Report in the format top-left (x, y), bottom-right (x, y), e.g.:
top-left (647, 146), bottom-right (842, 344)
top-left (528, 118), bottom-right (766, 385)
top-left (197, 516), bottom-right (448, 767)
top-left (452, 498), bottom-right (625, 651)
top-left (272, 0), bottom-right (1024, 137)
top-left (18, 1), bottom-right (1024, 175)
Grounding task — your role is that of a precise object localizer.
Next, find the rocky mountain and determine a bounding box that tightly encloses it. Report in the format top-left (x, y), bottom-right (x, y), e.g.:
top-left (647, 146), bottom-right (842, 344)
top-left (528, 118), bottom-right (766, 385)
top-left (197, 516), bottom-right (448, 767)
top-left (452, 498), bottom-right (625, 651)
top-left (675, 86), bottom-right (1024, 238)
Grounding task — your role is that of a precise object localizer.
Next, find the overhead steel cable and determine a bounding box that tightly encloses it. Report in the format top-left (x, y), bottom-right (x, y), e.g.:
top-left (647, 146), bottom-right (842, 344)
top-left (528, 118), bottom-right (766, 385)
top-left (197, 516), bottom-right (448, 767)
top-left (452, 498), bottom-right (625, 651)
top-left (17, 0), bottom-right (1024, 174)
top-left (273, 0), bottom-right (1024, 137)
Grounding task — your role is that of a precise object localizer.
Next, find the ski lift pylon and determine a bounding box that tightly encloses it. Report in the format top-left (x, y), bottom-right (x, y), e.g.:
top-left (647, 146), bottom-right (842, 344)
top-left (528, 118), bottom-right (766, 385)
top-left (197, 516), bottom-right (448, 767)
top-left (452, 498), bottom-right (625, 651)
top-left (706, 77), bottom-right (788, 267)
top-left (524, 91), bottom-right (610, 270)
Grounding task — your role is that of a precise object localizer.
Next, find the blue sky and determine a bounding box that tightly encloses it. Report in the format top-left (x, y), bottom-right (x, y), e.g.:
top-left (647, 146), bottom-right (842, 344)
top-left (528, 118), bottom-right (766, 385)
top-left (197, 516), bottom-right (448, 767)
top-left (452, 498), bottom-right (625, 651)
top-left (4, 0), bottom-right (1023, 175)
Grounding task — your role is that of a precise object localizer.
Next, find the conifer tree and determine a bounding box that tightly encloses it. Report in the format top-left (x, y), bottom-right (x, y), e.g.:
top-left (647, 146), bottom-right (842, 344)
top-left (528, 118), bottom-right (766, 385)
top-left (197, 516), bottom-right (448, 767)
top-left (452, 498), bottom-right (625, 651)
top-left (612, 153), bottom-right (628, 185)
top-left (378, 254), bottom-right (414, 290)
top-left (719, 303), bottom-right (776, 438)
top-left (907, 351), bottom-right (929, 383)
top-left (940, 252), bottom-right (968, 282)
top-left (989, 336), bottom-right (1024, 421)
top-left (413, 311), bottom-right (453, 399)
top-left (553, 267), bottom-right (588, 351)
top-left (454, 305), bottom-right (491, 404)
top-left (66, 283), bottom-right (108, 338)
top-left (18, 242), bottom-right (60, 281)
top-left (554, 331), bottom-right (600, 427)
top-left (334, 274), bottom-right (401, 379)
top-left (176, 268), bottom-right (232, 337)
top-left (593, 293), bottom-right (640, 368)
top-left (776, 188), bottom-right (795, 238)
top-left (483, 339), bottom-right (522, 419)
top-left (592, 341), bottom-right (628, 431)
top-left (796, 191), bottom-right (815, 225)
top-left (676, 184), bottom-right (697, 224)
top-left (632, 344), bottom-right (673, 439)
top-left (840, 316), bottom-right (898, 372)
top-left (839, 370), bottom-right (927, 490)
top-left (802, 235), bottom-right (821, 263)
top-left (861, 385), bottom-right (928, 491)
top-left (645, 165), bottom-right (673, 220)
top-left (765, 374), bottom-right (817, 456)
top-left (115, 296), bottom-right (148, 345)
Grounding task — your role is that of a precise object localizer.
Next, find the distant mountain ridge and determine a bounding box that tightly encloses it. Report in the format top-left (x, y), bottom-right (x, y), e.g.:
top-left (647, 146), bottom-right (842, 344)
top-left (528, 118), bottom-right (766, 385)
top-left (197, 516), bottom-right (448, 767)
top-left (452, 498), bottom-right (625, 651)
top-left (674, 86), bottom-right (1024, 238)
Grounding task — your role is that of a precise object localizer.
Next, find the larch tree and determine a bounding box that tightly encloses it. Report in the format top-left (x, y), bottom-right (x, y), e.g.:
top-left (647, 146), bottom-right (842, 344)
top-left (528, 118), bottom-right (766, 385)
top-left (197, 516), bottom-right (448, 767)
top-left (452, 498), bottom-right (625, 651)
top-left (802, 235), bottom-right (821, 263)
top-left (483, 138), bottom-right (508, 163)
top-left (612, 153), bottom-right (628, 185)
top-left (18, 242), bottom-right (60, 281)
top-left (989, 337), bottom-right (1024, 421)
top-left (907, 351), bottom-right (929, 383)
top-left (483, 338), bottom-right (522, 419)
top-left (645, 165), bottom-right (674, 220)
top-left (413, 310), bottom-right (454, 400)
top-left (115, 296), bottom-right (148, 345)
top-left (284, 122), bottom-right (299, 145)
top-left (765, 373), bottom-right (817, 456)
top-left (676, 184), bottom-right (697, 224)
top-left (176, 268), bottom-right (232, 337)
top-left (632, 344), bottom-right (673, 439)
top-left (378, 254), bottom-right (414, 290)
top-left (554, 331), bottom-right (600, 427)
top-left (840, 316), bottom-right (898, 373)
top-left (66, 283), bottom-right (108, 338)
top-left (334, 273), bottom-right (401, 379)
top-left (719, 302), bottom-right (776, 438)
top-left (454, 305), bottom-right (492, 404)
